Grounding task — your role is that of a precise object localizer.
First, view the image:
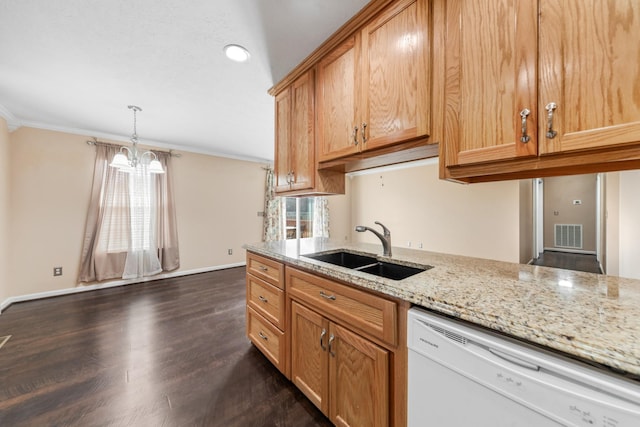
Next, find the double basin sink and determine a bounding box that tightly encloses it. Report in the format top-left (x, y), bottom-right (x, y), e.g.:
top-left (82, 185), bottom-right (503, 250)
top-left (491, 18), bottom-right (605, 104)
top-left (303, 250), bottom-right (432, 281)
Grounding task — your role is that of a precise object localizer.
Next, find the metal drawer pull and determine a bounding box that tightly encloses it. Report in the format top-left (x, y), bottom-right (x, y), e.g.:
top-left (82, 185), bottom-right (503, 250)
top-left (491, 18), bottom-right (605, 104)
top-left (320, 328), bottom-right (327, 351)
top-left (258, 332), bottom-right (268, 341)
top-left (361, 122), bottom-right (368, 144)
top-left (319, 291), bottom-right (336, 301)
top-left (289, 170), bottom-right (295, 184)
top-left (328, 334), bottom-right (336, 357)
top-left (258, 265), bottom-right (268, 272)
top-left (519, 108), bottom-right (531, 143)
top-left (545, 102), bottom-right (558, 139)
top-left (258, 295), bottom-right (268, 303)
top-left (352, 126), bottom-right (359, 145)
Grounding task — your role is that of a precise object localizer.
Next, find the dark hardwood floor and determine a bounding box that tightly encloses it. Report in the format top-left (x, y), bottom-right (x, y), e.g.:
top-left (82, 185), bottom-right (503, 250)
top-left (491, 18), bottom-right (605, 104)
top-left (0, 267), bottom-right (333, 427)
top-left (531, 250), bottom-right (602, 274)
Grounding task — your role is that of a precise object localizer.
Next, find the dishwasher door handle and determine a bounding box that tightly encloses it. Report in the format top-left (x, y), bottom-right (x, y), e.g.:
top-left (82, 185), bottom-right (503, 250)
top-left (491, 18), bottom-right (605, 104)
top-left (488, 348), bottom-right (540, 371)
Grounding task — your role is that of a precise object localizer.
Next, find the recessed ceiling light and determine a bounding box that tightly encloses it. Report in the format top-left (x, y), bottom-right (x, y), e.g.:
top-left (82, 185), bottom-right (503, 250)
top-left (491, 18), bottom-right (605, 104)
top-left (224, 44), bottom-right (250, 62)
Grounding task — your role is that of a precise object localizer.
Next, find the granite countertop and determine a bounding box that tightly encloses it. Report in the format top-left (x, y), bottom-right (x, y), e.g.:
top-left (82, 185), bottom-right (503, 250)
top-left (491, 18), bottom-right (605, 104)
top-left (244, 238), bottom-right (640, 377)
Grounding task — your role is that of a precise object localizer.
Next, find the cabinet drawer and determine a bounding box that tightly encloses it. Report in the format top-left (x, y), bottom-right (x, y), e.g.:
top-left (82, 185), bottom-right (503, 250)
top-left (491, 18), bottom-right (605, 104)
top-left (287, 267), bottom-right (397, 346)
top-left (247, 273), bottom-right (285, 329)
top-left (247, 252), bottom-right (284, 289)
top-left (247, 307), bottom-right (286, 373)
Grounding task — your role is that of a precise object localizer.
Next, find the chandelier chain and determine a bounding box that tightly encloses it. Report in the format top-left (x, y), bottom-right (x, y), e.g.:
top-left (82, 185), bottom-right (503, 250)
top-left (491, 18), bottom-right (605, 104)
top-left (128, 105), bottom-right (141, 143)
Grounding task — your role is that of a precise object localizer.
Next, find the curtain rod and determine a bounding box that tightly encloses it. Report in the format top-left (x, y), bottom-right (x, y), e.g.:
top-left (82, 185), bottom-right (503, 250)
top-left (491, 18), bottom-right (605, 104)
top-left (86, 137), bottom-right (182, 158)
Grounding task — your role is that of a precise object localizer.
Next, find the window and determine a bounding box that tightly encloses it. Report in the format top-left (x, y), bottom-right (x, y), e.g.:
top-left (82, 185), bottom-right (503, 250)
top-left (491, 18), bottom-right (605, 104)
top-left (282, 197), bottom-right (328, 240)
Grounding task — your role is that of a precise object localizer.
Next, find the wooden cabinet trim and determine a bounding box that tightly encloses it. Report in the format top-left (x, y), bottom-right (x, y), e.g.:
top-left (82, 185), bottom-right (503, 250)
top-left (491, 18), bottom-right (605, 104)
top-left (246, 252), bottom-right (284, 289)
top-left (287, 266), bottom-right (398, 347)
top-left (329, 322), bottom-right (389, 427)
top-left (290, 301), bottom-right (330, 413)
top-left (247, 306), bottom-right (286, 373)
top-left (246, 273), bottom-right (285, 329)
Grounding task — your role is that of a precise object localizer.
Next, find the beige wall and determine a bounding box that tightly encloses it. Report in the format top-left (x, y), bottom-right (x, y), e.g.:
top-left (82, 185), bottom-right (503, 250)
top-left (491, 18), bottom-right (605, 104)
top-left (171, 151), bottom-right (264, 271)
top-left (5, 127), bottom-right (264, 301)
top-left (0, 118), bottom-right (10, 304)
top-left (543, 174), bottom-right (597, 251)
top-left (326, 178), bottom-right (352, 244)
top-left (606, 172), bottom-right (621, 276)
top-left (519, 180), bottom-right (533, 263)
top-left (618, 170), bottom-right (640, 279)
top-left (9, 128), bottom-right (95, 297)
top-left (346, 160), bottom-right (521, 263)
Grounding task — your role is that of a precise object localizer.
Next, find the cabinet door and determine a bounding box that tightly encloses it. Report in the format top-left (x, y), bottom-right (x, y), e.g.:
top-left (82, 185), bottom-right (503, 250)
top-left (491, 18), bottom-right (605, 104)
top-left (539, 0), bottom-right (640, 155)
top-left (329, 323), bottom-right (389, 427)
top-left (361, 0), bottom-right (430, 152)
top-left (291, 301), bottom-right (330, 414)
top-left (442, 0), bottom-right (538, 166)
top-left (317, 35), bottom-right (361, 161)
top-left (289, 70), bottom-right (315, 191)
top-left (274, 88), bottom-right (293, 192)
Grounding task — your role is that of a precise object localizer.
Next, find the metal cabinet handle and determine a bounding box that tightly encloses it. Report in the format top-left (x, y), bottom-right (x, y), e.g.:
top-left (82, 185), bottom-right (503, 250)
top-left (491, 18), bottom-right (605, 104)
top-left (258, 331), bottom-right (268, 341)
top-left (361, 122), bottom-right (368, 144)
top-left (289, 170), bottom-right (295, 184)
top-left (352, 126), bottom-right (359, 145)
top-left (328, 334), bottom-right (336, 357)
top-left (258, 295), bottom-right (268, 303)
top-left (519, 109), bottom-right (531, 143)
top-left (319, 291), bottom-right (336, 301)
top-left (545, 102), bottom-right (558, 139)
top-left (258, 265), bottom-right (268, 272)
top-left (320, 328), bottom-right (327, 351)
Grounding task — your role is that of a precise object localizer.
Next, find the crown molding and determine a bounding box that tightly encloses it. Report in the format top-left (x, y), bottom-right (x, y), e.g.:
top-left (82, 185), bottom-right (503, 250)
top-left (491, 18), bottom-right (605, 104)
top-left (0, 104), bottom-right (21, 131)
top-left (15, 119), bottom-right (273, 164)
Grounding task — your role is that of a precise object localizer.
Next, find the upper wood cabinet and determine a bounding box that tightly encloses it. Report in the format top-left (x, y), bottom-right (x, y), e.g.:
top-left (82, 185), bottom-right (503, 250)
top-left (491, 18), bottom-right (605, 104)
top-left (317, 0), bottom-right (431, 162)
top-left (440, 0), bottom-right (640, 181)
top-left (440, 0), bottom-right (537, 167)
top-left (274, 70), bottom-right (315, 193)
top-left (538, 0), bottom-right (640, 155)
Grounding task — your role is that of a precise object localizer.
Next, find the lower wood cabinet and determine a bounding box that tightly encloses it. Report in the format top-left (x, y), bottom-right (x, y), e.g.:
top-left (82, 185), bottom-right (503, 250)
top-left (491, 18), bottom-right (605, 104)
top-left (291, 301), bottom-right (389, 427)
top-left (246, 253), bottom-right (288, 376)
top-left (245, 252), bottom-right (408, 427)
top-left (246, 306), bottom-right (286, 372)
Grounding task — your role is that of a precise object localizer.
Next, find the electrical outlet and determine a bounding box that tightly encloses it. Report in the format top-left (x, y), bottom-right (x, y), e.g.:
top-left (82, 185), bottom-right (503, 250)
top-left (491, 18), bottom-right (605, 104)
top-left (573, 200), bottom-right (582, 205)
top-left (53, 267), bottom-right (62, 276)
top-left (257, 211), bottom-right (265, 217)
top-left (228, 249), bottom-right (233, 255)
top-left (418, 243), bottom-right (423, 249)
top-left (407, 241), bottom-right (411, 247)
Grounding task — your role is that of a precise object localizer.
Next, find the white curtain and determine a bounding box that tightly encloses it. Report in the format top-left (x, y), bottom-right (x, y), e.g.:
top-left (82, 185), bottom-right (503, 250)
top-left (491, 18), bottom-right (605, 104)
top-left (122, 161), bottom-right (162, 279)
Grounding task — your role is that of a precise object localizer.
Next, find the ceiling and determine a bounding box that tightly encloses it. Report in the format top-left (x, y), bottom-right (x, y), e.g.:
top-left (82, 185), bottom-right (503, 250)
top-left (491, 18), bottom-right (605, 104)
top-left (0, 0), bottom-right (369, 162)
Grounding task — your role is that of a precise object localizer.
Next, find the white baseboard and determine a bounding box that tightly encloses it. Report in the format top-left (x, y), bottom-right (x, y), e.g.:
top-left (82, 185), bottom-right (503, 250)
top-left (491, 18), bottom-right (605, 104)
top-left (0, 262), bottom-right (246, 314)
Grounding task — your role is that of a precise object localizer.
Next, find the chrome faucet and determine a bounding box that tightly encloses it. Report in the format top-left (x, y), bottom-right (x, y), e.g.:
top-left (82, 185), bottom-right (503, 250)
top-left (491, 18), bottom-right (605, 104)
top-left (355, 221), bottom-right (392, 257)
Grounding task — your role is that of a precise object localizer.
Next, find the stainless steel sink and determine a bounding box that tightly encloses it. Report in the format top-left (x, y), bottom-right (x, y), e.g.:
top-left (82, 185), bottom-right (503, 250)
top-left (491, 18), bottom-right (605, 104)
top-left (302, 250), bottom-right (431, 280)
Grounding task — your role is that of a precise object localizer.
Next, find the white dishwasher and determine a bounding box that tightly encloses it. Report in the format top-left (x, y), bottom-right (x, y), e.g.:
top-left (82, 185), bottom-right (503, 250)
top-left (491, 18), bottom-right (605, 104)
top-left (408, 307), bottom-right (640, 427)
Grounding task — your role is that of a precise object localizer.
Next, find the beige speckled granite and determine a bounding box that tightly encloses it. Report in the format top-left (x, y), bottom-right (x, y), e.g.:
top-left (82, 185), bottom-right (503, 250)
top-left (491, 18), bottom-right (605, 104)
top-left (244, 238), bottom-right (640, 377)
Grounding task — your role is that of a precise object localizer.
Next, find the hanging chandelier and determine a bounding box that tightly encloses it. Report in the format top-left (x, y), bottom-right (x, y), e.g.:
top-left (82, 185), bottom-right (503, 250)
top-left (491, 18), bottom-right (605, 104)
top-left (109, 105), bottom-right (164, 174)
